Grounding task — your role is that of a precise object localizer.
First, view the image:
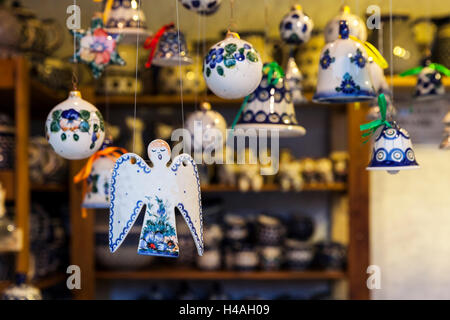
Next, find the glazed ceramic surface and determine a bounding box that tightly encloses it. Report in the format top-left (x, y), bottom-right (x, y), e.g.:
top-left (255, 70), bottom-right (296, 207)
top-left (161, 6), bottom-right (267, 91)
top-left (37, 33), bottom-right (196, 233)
top-left (104, 0), bottom-right (149, 37)
top-left (180, 0), bottom-right (221, 15)
top-left (285, 56), bottom-right (306, 103)
top-left (284, 239), bottom-right (314, 270)
top-left (367, 122), bottom-right (419, 172)
top-left (324, 5), bottom-right (367, 43)
top-left (203, 32), bottom-right (262, 99)
top-left (109, 139), bottom-right (203, 257)
top-left (279, 5), bottom-right (313, 45)
top-left (153, 27), bottom-right (192, 67)
top-left (45, 91), bottom-right (105, 160)
top-left (186, 102), bottom-right (227, 149)
top-left (235, 64), bottom-right (306, 137)
top-left (414, 67), bottom-right (445, 99)
top-left (313, 21), bottom-right (376, 103)
top-left (83, 157), bottom-right (115, 209)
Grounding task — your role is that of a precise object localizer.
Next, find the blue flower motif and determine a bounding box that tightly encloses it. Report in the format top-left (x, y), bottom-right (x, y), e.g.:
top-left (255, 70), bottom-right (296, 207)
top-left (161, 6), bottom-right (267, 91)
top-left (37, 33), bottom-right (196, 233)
top-left (205, 47), bottom-right (224, 69)
top-left (336, 72), bottom-right (361, 94)
top-left (320, 49), bottom-right (335, 69)
top-left (350, 49), bottom-right (366, 68)
top-left (243, 44), bottom-right (251, 50)
top-left (234, 51), bottom-right (245, 61)
top-left (61, 109), bottom-right (80, 122)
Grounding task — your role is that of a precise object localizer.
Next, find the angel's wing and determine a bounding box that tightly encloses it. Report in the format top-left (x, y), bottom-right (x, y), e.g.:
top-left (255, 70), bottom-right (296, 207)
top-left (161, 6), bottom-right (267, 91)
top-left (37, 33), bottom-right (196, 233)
top-left (109, 153), bottom-right (152, 253)
top-left (170, 154), bottom-right (204, 256)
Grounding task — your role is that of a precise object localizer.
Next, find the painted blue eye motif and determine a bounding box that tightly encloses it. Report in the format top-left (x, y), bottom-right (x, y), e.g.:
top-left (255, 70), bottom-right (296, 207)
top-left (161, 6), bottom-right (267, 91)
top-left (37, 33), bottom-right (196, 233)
top-left (160, 149), bottom-right (165, 152)
top-left (151, 149), bottom-right (156, 152)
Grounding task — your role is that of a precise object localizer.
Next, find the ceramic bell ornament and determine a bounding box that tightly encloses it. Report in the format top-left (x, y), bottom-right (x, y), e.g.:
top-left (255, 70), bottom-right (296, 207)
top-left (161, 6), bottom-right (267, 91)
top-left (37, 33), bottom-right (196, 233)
top-left (186, 101), bottom-right (227, 149)
top-left (400, 61), bottom-right (450, 100)
top-left (439, 112), bottom-right (450, 149)
top-left (109, 139), bottom-right (203, 257)
top-left (45, 90), bottom-right (106, 160)
top-left (203, 31), bottom-right (262, 99)
top-left (179, 0), bottom-right (222, 15)
top-left (144, 23), bottom-right (192, 68)
top-left (285, 56), bottom-right (306, 103)
top-left (324, 5), bottom-right (367, 43)
top-left (279, 5), bottom-right (313, 45)
top-left (71, 13), bottom-right (125, 79)
top-left (360, 94), bottom-right (419, 174)
top-left (233, 62), bottom-right (306, 137)
top-left (313, 20), bottom-right (379, 103)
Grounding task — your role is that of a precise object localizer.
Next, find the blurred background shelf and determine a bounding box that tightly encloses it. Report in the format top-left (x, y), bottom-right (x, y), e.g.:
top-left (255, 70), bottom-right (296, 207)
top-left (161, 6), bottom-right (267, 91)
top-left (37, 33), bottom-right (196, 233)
top-left (201, 183), bottom-right (347, 193)
top-left (0, 170), bottom-right (14, 201)
top-left (96, 269), bottom-right (346, 281)
top-left (0, 273), bottom-right (66, 294)
top-left (387, 75), bottom-right (450, 87)
top-left (31, 183), bottom-right (67, 192)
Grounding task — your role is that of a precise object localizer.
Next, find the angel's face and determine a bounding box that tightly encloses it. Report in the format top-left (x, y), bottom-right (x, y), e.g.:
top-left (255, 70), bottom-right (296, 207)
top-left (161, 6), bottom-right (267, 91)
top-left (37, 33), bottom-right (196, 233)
top-left (148, 139), bottom-right (171, 164)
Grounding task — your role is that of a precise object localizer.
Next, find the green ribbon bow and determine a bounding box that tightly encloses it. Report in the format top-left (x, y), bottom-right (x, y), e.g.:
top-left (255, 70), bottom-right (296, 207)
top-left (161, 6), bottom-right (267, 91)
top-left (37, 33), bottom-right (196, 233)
top-left (263, 62), bottom-right (285, 85)
top-left (360, 94), bottom-right (392, 143)
top-left (400, 63), bottom-right (450, 77)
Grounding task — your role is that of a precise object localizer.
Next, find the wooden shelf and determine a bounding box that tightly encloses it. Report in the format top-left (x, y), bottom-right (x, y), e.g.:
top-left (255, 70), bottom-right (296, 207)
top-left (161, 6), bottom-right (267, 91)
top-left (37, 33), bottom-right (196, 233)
top-left (31, 183), bottom-right (67, 192)
top-left (201, 183), bottom-right (347, 193)
top-left (96, 269), bottom-right (346, 281)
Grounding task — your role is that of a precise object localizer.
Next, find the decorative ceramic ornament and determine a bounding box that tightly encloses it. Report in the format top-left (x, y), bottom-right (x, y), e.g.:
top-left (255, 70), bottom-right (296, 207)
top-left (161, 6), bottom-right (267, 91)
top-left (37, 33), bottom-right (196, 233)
top-left (109, 139), bottom-right (203, 257)
top-left (313, 21), bottom-right (377, 103)
top-left (361, 94), bottom-right (419, 174)
top-left (102, 0), bottom-right (150, 38)
top-left (203, 31), bottom-right (262, 99)
top-left (144, 23), bottom-right (192, 68)
top-left (71, 14), bottom-right (125, 79)
top-left (278, 149), bottom-right (303, 191)
top-left (45, 91), bottom-right (105, 160)
top-left (324, 5), bottom-right (367, 43)
top-left (279, 5), bottom-right (313, 45)
top-left (179, 0), bottom-right (222, 15)
top-left (2, 274), bottom-right (42, 300)
top-left (234, 62), bottom-right (306, 137)
top-left (285, 56), bottom-right (306, 103)
top-left (236, 148), bottom-right (263, 192)
top-left (186, 101), bottom-right (227, 149)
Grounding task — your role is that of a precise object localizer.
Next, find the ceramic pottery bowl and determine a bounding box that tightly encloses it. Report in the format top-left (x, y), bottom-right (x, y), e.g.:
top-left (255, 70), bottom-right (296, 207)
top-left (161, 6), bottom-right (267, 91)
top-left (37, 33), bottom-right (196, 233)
top-left (255, 215), bottom-right (285, 246)
top-left (153, 26), bottom-right (192, 67)
top-left (180, 0), bottom-right (222, 15)
top-left (83, 156), bottom-right (115, 209)
top-left (285, 56), bottom-right (306, 103)
top-left (234, 63), bottom-right (306, 137)
top-left (45, 91), bottom-right (105, 160)
top-left (367, 122), bottom-right (419, 174)
top-left (203, 223), bottom-right (224, 248)
top-left (197, 247), bottom-right (221, 270)
top-left (324, 5), bottom-right (367, 43)
top-left (313, 20), bottom-right (376, 103)
top-left (414, 67), bottom-right (445, 100)
top-left (2, 274), bottom-right (42, 300)
top-left (234, 243), bottom-right (259, 271)
top-left (0, 114), bottom-right (15, 169)
top-left (104, 0), bottom-right (150, 38)
top-left (313, 241), bottom-right (347, 270)
top-left (224, 214), bottom-right (248, 244)
top-left (98, 74), bottom-right (142, 95)
top-left (279, 5), bottom-right (313, 45)
top-left (288, 216), bottom-right (315, 241)
top-left (186, 101), bottom-right (227, 149)
top-left (284, 239), bottom-right (314, 270)
top-left (259, 246), bottom-right (282, 271)
top-left (203, 32), bottom-right (262, 99)
top-left (330, 151), bottom-right (349, 183)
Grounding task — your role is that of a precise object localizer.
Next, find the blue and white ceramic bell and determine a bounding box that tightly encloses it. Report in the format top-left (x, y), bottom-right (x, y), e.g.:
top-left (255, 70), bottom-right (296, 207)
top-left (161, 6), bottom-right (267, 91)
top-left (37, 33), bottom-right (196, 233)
top-left (313, 20), bottom-right (376, 103)
top-left (279, 5), bottom-right (313, 45)
top-left (234, 62), bottom-right (306, 137)
top-left (152, 25), bottom-right (192, 67)
top-left (367, 122), bottom-right (419, 174)
top-left (103, 0), bottom-right (150, 38)
top-left (180, 0), bottom-right (222, 15)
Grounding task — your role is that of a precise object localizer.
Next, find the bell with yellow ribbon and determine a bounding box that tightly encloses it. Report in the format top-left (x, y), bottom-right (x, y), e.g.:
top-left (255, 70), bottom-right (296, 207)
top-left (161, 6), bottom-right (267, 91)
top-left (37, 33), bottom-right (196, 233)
top-left (313, 20), bottom-right (384, 104)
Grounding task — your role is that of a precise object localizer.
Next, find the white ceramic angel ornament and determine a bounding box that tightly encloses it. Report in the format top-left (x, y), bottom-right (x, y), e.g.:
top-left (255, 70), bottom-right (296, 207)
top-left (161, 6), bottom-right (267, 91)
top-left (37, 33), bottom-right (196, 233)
top-left (109, 139), bottom-right (203, 258)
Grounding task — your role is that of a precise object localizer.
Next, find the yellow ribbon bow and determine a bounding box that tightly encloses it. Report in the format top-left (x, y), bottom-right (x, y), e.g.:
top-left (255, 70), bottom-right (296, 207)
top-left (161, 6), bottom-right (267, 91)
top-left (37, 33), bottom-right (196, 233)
top-left (349, 35), bottom-right (389, 69)
top-left (93, 0), bottom-right (114, 24)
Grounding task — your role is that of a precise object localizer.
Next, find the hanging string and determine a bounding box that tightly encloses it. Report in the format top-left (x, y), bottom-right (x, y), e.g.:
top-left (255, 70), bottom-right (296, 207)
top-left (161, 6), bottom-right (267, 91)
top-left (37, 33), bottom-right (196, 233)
top-left (175, 0), bottom-right (185, 130)
top-left (72, 0), bottom-right (78, 91)
top-left (388, 0), bottom-right (394, 113)
top-left (132, 0), bottom-right (142, 153)
top-left (202, 12), bottom-right (208, 102)
top-left (228, 0), bottom-right (236, 31)
top-left (194, 12), bottom-right (202, 110)
top-left (263, 0), bottom-right (269, 61)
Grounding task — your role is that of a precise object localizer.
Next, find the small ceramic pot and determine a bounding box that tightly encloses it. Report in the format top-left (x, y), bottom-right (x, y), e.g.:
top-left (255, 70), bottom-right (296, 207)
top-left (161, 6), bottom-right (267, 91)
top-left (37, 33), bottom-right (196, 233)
top-left (224, 214), bottom-right (248, 243)
top-left (180, 0), bottom-right (222, 15)
top-left (152, 25), bottom-right (192, 67)
top-left (279, 5), bottom-right (313, 45)
top-left (313, 20), bottom-right (376, 103)
top-left (289, 216), bottom-right (315, 241)
top-left (259, 246), bottom-right (282, 271)
top-left (367, 122), bottom-right (419, 174)
top-left (313, 241), bottom-right (347, 271)
top-left (203, 223), bottom-right (224, 248)
top-left (203, 31), bottom-right (262, 99)
top-left (300, 158), bottom-right (316, 183)
top-left (284, 239), bottom-right (314, 270)
top-left (324, 5), bottom-right (367, 43)
top-left (314, 158), bottom-right (333, 183)
top-left (186, 101), bottom-right (227, 149)
top-left (234, 244), bottom-right (259, 271)
top-left (330, 151), bottom-right (348, 183)
top-left (255, 215), bottom-right (285, 246)
top-left (45, 91), bottom-right (105, 160)
top-left (197, 247), bottom-right (221, 270)
top-left (0, 114), bottom-right (15, 170)
top-left (2, 274), bottom-right (42, 300)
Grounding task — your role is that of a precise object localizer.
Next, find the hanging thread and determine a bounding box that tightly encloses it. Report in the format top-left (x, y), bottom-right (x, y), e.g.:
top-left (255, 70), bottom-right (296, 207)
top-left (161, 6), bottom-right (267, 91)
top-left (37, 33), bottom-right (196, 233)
top-left (228, 0), bottom-right (236, 31)
top-left (175, 0), bottom-right (185, 130)
top-left (132, 0), bottom-right (142, 154)
top-left (389, 0), bottom-right (394, 112)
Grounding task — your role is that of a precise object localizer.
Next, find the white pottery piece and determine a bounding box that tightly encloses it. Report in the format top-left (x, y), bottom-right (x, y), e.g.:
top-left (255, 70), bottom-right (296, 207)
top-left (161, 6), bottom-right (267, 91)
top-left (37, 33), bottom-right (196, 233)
top-left (45, 91), bottom-right (105, 160)
top-left (414, 66), bottom-right (446, 100)
top-left (203, 32), bottom-right (262, 99)
top-left (313, 20), bottom-right (376, 103)
top-left (324, 5), bottom-right (367, 43)
top-left (179, 0), bottom-right (222, 15)
top-left (109, 139), bottom-right (203, 257)
top-left (278, 149), bottom-right (302, 191)
top-left (152, 25), bottom-right (192, 67)
top-left (285, 56), bottom-right (306, 103)
top-left (279, 5), bottom-right (313, 45)
top-left (104, 0), bottom-right (150, 39)
top-left (83, 157), bottom-right (115, 209)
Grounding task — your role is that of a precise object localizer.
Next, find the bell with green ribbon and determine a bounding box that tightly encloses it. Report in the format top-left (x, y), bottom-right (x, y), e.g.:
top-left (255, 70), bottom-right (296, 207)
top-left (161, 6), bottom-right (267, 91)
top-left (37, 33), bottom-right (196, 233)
top-left (400, 61), bottom-right (450, 100)
top-left (361, 94), bottom-right (419, 174)
top-left (232, 62), bottom-right (306, 137)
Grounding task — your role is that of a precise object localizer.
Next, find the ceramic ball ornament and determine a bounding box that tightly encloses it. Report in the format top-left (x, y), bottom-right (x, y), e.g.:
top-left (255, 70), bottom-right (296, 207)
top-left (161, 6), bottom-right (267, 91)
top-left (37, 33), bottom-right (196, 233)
top-left (324, 5), bottom-right (367, 43)
top-left (203, 31), bottom-right (263, 99)
top-left (45, 91), bottom-right (105, 160)
top-left (180, 0), bottom-right (222, 15)
top-left (279, 4), bottom-right (313, 45)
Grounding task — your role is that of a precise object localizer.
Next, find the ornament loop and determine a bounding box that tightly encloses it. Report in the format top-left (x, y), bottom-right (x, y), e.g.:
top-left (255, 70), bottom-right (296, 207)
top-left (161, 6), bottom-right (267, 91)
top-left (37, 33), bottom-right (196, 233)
top-left (144, 23), bottom-right (175, 68)
top-left (360, 94), bottom-right (392, 143)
